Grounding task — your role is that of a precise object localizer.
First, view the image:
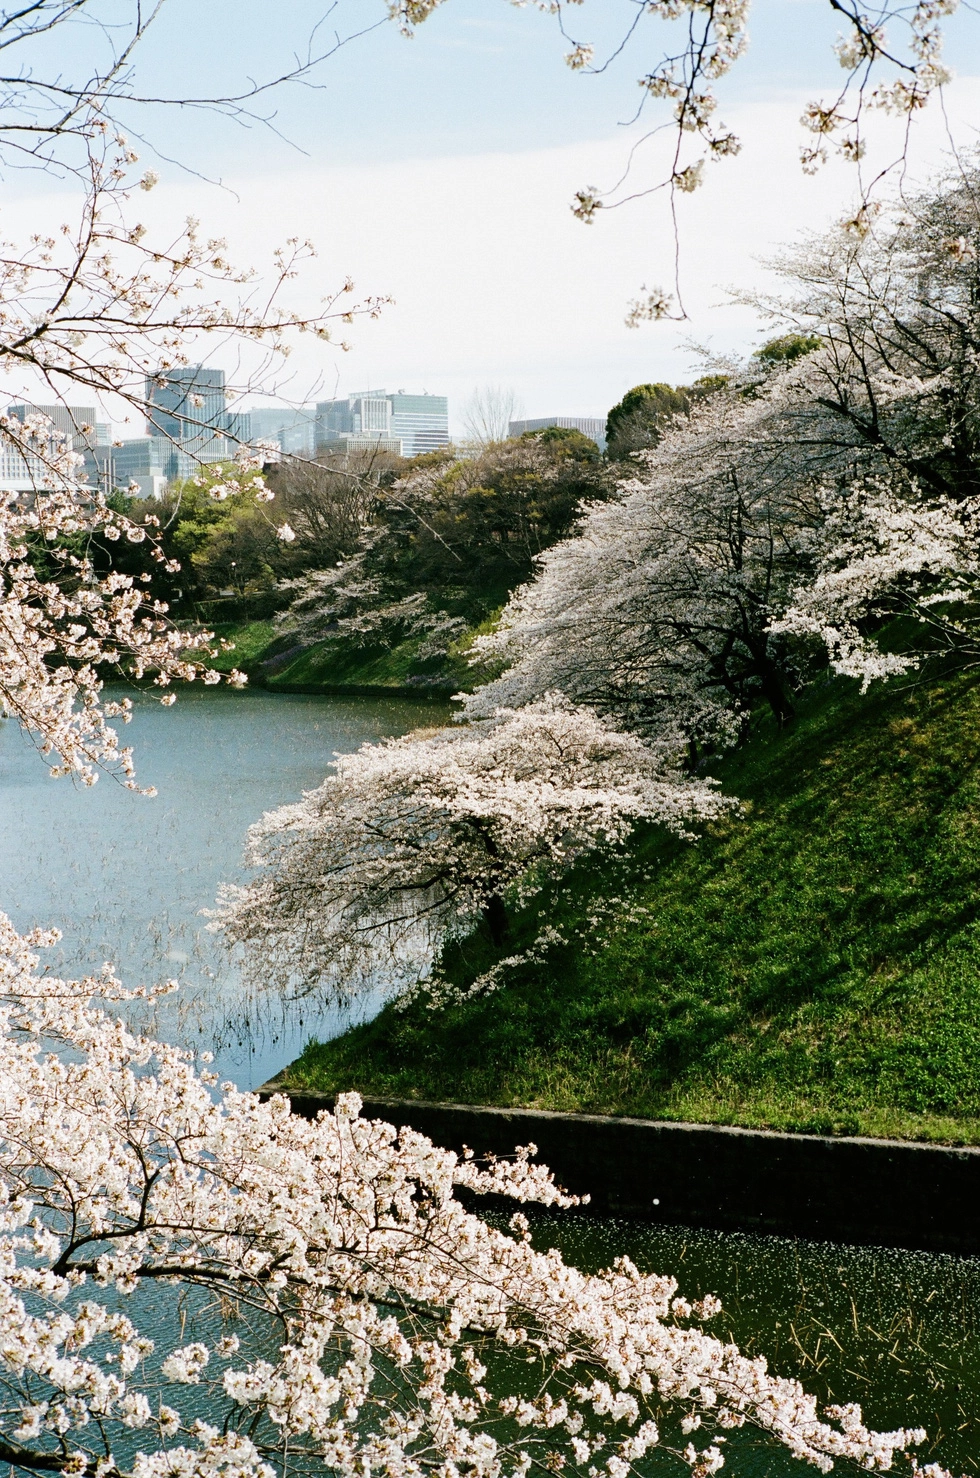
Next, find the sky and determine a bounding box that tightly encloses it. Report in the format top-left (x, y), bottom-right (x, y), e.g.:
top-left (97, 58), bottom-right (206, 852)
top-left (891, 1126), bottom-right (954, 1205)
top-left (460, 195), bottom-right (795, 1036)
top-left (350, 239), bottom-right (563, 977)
top-left (7, 0), bottom-right (980, 436)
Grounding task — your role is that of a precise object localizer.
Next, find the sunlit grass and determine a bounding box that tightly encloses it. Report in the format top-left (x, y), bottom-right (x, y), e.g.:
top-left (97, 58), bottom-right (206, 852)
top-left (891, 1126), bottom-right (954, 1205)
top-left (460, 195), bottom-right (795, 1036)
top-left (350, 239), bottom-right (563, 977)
top-left (206, 619), bottom-right (277, 671)
top-left (290, 665), bottom-right (980, 1144)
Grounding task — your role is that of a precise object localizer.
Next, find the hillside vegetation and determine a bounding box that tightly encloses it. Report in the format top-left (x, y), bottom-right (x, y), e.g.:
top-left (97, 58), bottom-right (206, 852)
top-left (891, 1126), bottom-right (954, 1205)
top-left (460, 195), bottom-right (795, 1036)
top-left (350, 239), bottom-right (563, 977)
top-left (242, 174), bottom-right (980, 1146)
top-left (284, 665), bottom-right (980, 1144)
top-left (205, 617), bottom-right (492, 694)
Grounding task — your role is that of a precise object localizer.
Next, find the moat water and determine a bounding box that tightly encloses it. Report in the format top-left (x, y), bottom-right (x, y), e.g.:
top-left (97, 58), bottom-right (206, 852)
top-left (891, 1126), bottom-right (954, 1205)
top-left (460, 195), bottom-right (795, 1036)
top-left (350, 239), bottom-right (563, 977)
top-left (0, 684), bottom-right (445, 1088)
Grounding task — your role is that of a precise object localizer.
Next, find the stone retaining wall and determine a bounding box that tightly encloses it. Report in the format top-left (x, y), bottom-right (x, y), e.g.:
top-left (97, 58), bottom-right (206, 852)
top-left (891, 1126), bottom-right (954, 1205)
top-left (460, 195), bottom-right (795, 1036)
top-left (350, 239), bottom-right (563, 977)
top-left (262, 1089), bottom-right (980, 1255)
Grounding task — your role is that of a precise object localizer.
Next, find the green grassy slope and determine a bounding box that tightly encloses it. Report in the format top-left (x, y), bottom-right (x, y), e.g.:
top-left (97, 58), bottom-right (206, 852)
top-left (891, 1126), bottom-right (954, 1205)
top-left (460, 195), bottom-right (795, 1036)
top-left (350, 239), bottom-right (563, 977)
top-left (203, 620), bottom-right (492, 694)
top-left (285, 667), bottom-right (980, 1143)
top-left (205, 621), bottom-right (277, 672)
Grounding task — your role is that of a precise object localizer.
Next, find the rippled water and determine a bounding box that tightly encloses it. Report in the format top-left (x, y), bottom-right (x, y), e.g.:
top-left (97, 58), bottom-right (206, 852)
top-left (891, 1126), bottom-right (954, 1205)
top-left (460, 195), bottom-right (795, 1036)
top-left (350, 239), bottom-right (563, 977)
top-left (0, 684), bottom-right (446, 1087)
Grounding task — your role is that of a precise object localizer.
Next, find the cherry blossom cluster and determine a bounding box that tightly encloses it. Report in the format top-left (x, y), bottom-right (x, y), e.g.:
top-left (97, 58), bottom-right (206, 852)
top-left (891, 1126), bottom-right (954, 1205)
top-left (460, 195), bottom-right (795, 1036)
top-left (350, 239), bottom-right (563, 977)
top-left (0, 910), bottom-right (946, 1478)
top-left (463, 382), bottom-right (822, 745)
top-left (0, 120), bottom-right (384, 783)
top-left (775, 480), bottom-right (980, 687)
top-left (213, 695), bottom-right (733, 1003)
top-left (0, 411), bottom-right (255, 787)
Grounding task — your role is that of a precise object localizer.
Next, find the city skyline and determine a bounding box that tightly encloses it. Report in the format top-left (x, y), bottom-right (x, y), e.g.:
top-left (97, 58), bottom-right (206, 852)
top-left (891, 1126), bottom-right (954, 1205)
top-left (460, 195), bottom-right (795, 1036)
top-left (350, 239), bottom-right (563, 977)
top-left (0, 375), bottom-right (615, 494)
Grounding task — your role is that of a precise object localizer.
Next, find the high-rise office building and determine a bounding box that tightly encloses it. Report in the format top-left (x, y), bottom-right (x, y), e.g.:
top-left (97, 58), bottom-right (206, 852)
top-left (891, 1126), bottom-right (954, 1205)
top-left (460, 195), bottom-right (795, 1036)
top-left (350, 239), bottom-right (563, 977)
top-left (7, 403), bottom-right (111, 448)
top-left (108, 438), bottom-right (191, 498)
top-left (316, 390), bottom-right (448, 458)
top-left (280, 416), bottom-right (317, 457)
top-left (315, 396), bottom-right (355, 444)
top-left (145, 366), bottom-right (229, 462)
top-left (352, 394), bottom-right (393, 436)
top-left (316, 391), bottom-right (390, 443)
top-left (223, 410), bottom-right (251, 447)
top-left (508, 415), bottom-right (606, 452)
top-left (245, 406), bottom-right (317, 457)
top-left (388, 392), bottom-right (449, 457)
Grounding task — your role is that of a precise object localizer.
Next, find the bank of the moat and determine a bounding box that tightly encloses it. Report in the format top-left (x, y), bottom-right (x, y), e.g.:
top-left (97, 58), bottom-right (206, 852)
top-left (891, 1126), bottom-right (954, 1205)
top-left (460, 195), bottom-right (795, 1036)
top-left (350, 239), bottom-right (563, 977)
top-left (279, 665), bottom-right (980, 1147)
top-left (258, 1087), bottom-right (980, 1255)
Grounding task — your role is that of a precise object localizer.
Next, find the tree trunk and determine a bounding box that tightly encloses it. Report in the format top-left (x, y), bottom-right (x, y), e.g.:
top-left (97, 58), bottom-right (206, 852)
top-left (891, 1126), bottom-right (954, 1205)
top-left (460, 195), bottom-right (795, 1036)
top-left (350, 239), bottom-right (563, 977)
top-left (483, 891), bottom-right (510, 947)
top-left (761, 670), bottom-right (795, 727)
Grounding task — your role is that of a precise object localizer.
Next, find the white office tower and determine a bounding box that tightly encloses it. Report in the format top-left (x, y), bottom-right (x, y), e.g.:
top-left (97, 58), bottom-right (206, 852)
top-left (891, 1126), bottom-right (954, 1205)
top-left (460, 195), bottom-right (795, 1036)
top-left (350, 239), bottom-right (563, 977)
top-left (388, 392), bottom-right (449, 457)
top-left (508, 415), bottom-right (606, 452)
top-left (316, 390), bottom-right (449, 459)
top-left (351, 394), bottom-right (392, 436)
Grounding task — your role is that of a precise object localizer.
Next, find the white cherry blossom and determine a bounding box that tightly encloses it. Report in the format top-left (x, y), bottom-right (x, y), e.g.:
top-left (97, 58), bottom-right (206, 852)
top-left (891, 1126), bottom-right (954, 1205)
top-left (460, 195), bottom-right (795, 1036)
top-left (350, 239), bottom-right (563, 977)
top-left (213, 695), bottom-right (733, 1004)
top-left (0, 912), bottom-right (941, 1478)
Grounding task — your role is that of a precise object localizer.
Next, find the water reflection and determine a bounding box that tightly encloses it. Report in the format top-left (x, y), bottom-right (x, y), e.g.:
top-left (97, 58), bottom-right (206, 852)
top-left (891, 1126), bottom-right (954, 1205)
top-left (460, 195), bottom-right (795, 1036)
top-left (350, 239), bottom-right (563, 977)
top-left (0, 684), bottom-right (446, 1088)
top-left (508, 1212), bottom-right (980, 1475)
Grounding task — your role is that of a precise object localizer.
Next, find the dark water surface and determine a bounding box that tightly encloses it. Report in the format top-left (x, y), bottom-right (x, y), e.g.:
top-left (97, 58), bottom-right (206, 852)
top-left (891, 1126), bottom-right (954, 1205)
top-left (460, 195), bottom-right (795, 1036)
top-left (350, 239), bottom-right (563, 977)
top-left (0, 684), bottom-right (445, 1087)
top-left (511, 1213), bottom-right (980, 1474)
top-left (1, 688), bottom-right (979, 1474)
top-left (109, 1212), bottom-right (980, 1475)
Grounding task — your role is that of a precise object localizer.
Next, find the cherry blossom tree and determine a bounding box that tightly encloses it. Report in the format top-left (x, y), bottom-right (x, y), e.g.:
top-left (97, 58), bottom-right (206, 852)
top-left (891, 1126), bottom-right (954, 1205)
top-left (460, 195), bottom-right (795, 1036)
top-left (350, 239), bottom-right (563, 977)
top-left (750, 162), bottom-right (980, 504)
top-left (458, 158), bottom-right (980, 738)
top-left (462, 383), bottom-right (826, 750)
top-left (748, 157), bottom-right (980, 685)
top-left (213, 696), bottom-right (733, 1005)
top-left (0, 908), bottom-right (942, 1478)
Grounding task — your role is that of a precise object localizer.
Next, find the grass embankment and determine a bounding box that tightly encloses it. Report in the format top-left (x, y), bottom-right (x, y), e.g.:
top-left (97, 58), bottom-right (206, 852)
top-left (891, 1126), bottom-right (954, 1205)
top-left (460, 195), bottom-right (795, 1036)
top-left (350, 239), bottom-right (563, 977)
top-left (205, 620), bottom-right (277, 673)
top-left (205, 619), bottom-right (488, 695)
top-left (284, 668), bottom-right (980, 1143)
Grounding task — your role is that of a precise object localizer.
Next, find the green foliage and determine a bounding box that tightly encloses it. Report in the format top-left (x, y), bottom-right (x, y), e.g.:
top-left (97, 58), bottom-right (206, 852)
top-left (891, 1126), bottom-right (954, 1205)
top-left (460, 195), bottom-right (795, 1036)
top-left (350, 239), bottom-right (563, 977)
top-left (287, 665), bottom-right (980, 1144)
top-left (518, 424), bottom-right (601, 458)
top-left (115, 458), bottom-right (378, 622)
top-left (167, 467), bottom-right (283, 607)
top-left (205, 620), bottom-right (277, 673)
top-left (605, 382), bottom-right (690, 458)
top-left (261, 610), bottom-right (503, 695)
top-left (263, 632), bottom-right (443, 692)
top-left (98, 470), bottom-right (285, 620)
top-left (369, 435), bottom-right (610, 623)
top-left (96, 435), bottom-right (607, 689)
top-left (690, 374), bottom-right (729, 396)
top-left (263, 436), bottom-right (612, 694)
top-left (753, 333), bottom-right (823, 365)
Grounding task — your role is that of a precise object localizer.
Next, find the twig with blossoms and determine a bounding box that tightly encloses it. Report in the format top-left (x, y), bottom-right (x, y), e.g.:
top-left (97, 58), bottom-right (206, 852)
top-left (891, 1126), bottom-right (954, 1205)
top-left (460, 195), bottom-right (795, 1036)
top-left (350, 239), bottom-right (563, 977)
top-left (386, 1), bottom-right (963, 323)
